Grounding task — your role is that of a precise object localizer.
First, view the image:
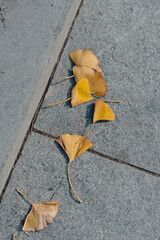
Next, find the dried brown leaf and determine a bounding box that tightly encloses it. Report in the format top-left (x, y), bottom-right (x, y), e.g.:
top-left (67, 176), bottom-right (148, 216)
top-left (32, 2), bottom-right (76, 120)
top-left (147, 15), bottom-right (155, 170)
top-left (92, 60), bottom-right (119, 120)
top-left (23, 202), bottom-right (59, 232)
top-left (17, 189), bottom-right (59, 232)
top-left (73, 65), bottom-right (107, 96)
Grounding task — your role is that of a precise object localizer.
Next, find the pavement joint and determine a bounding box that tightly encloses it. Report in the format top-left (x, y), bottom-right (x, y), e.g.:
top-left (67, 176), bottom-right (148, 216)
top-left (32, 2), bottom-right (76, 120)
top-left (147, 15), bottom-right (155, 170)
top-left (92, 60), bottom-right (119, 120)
top-left (88, 149), bottom-right (160, 179)
top-left (32, 127), bottom-right (57, 140)
top-left (32, 127), bottom-right (160, 179)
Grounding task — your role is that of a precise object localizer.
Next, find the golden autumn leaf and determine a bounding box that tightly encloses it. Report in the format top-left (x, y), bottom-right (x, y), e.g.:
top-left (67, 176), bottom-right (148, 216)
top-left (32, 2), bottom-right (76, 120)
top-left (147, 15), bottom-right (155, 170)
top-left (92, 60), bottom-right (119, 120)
top-left (73, 65), bottom-right (107, 97)
top-left (56, 134), bottom-right (93, 202)
top-left (83, 100), bottom-right (118, 139)
top-left (93, 99), bottom-right (115, 122)
top-left (56, 133), bottom-right (93, 162)
top-left (48, 78), bottom-right (121, 107)
top-left (16, 189), bottom-right (59, 232)
top-left (69, 49), bottom-right (102, 73)
top-left (71, 77), bottom-right (94, 107)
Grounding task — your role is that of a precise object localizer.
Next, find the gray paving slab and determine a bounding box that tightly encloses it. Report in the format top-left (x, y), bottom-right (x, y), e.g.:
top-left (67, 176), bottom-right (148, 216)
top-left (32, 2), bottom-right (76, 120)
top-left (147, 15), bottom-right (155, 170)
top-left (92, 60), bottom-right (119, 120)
top-left (0, 132), bottom-right (160, 240)
top-left (35, 0), bottom-right (160, 173)
top-left (0, 0), bottom-right (84, 194)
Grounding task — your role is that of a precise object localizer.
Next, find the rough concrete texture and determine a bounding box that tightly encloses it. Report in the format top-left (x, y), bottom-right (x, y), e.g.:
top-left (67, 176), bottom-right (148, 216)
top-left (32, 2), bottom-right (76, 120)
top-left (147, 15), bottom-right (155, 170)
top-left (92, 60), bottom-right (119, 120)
top-left (0, 0), bottom-right (73, 176)
top-left (0, 132), bottom-right (160, 240)
top-left (35, 0), bottom-right (160, 173)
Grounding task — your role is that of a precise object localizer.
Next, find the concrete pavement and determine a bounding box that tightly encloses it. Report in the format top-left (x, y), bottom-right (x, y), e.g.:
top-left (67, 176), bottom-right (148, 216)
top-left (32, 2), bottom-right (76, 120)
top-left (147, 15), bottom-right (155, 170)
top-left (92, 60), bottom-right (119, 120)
top-left (0, 0), bottom-right (83, 194)
top-left (0, 0), bottom-right (160, 239)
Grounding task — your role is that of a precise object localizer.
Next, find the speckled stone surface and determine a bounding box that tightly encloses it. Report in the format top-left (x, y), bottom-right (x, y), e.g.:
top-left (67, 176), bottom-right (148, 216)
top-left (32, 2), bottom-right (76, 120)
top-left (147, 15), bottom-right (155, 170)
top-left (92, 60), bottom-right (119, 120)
top-left (35, 0), bottom-right (160, 173)
top-left (0, 133), bottom-right (160, 240)
top-left (0, 0), bottom-right (73, 178)
top-left (1, 0), bottom-right (160, 239)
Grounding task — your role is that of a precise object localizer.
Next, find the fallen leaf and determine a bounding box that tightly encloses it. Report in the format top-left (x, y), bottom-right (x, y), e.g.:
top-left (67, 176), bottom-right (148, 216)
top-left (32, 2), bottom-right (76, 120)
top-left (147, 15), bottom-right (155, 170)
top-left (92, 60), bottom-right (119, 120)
top-left (69, 49), bottom-right (102, 73)
top-left (56, 134), bottom-right (93, 202)
top-left (83, 100), bottom-right (115, 139)
top-left (16, 189), bottom-right (59, 232)
top-left (23, 202), bottom-right (59, 231)
top-left (48, 78), bottom-right (121, 107)
top-left (73, 65), bottom-right (107, 96)
top-left (71, 77), bottom-right (94, 107)
top-left (56, 133), bottom-right (93, 162)
top-left (93, 99), bottom-right (115, 122)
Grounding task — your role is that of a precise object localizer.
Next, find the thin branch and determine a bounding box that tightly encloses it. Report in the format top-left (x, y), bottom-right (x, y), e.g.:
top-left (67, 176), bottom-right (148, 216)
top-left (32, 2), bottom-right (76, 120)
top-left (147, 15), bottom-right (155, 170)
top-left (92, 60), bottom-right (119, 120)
top-left (50, 177), bottom-right (64, 200)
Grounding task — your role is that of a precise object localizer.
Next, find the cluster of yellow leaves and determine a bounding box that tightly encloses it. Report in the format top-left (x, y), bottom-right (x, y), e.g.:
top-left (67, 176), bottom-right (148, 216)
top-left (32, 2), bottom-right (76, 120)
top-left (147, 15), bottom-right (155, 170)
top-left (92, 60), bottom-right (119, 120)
top-left (49, 49), bottom-right (121, 203)
top-left (17, 49), bottom-right (121, 234)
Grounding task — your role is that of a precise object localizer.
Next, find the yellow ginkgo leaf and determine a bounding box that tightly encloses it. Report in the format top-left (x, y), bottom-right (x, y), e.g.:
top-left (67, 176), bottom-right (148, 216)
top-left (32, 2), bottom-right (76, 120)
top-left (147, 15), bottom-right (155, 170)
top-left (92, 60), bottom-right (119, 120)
top-left (56, 134), bottom-right (93, 203)
top-left (56, 133), bottom-right (93, 162)
top-left (83, 100), bottom-right (115, 139)
top-left (17, 189), bottom-right (59, 232)
top-left (93, 99), bottom-right (115, 123)
top-left (73, 65), bottom-right (107, 97)
top-left (69, 49), bottom-right (102, 73)
top-left (71, 77), bottom-right (94, 107)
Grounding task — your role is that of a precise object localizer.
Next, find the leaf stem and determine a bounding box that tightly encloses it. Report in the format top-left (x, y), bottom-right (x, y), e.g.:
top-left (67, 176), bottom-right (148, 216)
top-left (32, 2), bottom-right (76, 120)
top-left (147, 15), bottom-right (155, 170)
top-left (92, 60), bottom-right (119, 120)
top-left (62, 75), bottom-right (74, 79)
top-left (93, 98), bottom-right (122, 103)
top-left (68, 163), bottom-right (82, 203)
top-left (75, 122), bottom-right (95, 145)
top-left (48, 97), bottom-right (71, 106)
top-left (16, 188), bottom-right (33, 205)
top-left (83, 122), bottom-right (95, 139)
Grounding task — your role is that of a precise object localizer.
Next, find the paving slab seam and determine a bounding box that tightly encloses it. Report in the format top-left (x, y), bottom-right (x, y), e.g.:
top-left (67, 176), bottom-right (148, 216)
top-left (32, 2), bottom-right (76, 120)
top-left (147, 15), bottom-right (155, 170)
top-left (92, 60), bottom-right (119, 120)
top-left (0, 0), bottom-right (84, 198)
top-left (32, 127), bottom-right (160, 179)
top-left (88, 149), bottom-right (160, 179)
top-left (32, 127), bottom-right (57, 140)
top-left (0, 130), bottom-right (29, 203)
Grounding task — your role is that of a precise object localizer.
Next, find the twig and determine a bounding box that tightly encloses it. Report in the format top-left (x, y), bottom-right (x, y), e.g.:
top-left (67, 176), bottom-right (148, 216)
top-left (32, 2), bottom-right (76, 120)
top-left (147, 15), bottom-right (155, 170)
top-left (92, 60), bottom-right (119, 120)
top-left (84, 23), bottom-right (88, 34)
top-left (50, 177), bottom-right (64, 200)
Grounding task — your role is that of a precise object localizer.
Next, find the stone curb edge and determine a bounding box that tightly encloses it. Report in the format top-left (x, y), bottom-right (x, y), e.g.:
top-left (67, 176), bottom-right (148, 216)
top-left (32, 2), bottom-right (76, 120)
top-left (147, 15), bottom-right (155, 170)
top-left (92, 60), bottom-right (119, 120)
top-left (0, 0), bottom-right (83, 196)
